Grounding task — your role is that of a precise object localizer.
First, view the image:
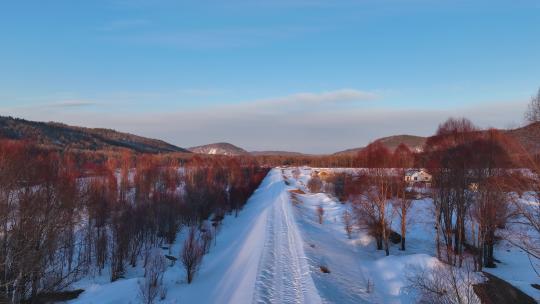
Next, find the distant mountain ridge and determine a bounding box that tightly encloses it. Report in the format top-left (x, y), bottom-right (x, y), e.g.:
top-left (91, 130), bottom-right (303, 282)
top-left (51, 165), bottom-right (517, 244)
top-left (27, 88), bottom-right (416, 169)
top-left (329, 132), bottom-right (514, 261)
top-left (334, 135), bottom-right (427, 156)
top-left (4, 115), bottom-right (540, 157)
top-left (333, 123), bottom-right (540, 157)
top-left (0, 116), bottom-right (189, 154)
top-left (504, 122), bottom-right (540, 155)
top-left (188, 143), bottom-right (306, 157)
top-left (188, 142), bottom-right (249, 156)
top-left (250, 151), bottom-right (307, 156)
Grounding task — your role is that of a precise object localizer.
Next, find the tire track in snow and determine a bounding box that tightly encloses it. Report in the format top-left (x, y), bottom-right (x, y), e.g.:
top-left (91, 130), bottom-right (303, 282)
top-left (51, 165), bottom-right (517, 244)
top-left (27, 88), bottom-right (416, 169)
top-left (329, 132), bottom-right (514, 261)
top-left (253, 179), bottom-right (322, 304)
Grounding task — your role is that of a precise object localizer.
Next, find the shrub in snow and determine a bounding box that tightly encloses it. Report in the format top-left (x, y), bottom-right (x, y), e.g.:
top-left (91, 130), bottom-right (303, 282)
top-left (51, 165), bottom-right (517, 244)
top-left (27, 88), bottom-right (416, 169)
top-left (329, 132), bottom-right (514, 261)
top-left (200, 223), bottom-right (213, 254)
top-left (323, 172), bottom-right (348, 202)
top-left (181, 227), bottom-right (204, 284)
top-left (342, 210), bottom-right (353, 239)
top-left (406, 261), bottom-right (481, 304)
top-left (308, 176), bottom-right (323, 193)
top-left (317, 204), bottom-right (324, 224)
top-left (139, 250), bottom-right (166, 304)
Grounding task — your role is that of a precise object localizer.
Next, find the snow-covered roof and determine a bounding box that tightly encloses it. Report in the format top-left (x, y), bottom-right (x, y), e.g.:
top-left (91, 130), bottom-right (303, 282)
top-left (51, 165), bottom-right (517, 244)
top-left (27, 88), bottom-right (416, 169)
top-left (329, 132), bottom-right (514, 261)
top-left (405, 168), bottom-right (429, 176)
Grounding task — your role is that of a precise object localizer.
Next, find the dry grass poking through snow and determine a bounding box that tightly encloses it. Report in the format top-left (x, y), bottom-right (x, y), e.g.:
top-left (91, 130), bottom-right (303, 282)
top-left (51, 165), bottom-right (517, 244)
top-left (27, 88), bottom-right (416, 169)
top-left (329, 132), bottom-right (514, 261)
top-left (289, 188), bottom-right (306, 195)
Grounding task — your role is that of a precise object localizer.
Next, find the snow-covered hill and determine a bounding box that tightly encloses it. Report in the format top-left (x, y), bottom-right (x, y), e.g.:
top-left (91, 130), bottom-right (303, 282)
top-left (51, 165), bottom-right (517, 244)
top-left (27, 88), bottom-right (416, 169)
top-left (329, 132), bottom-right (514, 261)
top-left (0, 116), bottom-right (189, 154)
top-left (188, 142), bottom-right (249, 156)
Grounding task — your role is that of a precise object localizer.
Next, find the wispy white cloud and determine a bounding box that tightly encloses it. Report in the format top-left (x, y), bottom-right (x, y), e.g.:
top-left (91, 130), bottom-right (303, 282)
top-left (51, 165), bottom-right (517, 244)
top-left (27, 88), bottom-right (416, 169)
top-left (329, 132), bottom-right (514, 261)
top-left (252, 89), bottom-right (378, 107)
top-left (44, 100), bottom-right (97, 108)
top-left (0, 99), bottom-right (98, 110)
top-left (1, 90), bottom-right (527, 154)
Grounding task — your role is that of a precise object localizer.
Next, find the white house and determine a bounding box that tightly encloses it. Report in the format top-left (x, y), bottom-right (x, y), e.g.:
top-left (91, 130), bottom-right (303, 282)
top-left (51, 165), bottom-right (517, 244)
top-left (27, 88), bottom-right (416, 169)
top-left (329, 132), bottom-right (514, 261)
top-left (405, 169), bottom-right (432, 183)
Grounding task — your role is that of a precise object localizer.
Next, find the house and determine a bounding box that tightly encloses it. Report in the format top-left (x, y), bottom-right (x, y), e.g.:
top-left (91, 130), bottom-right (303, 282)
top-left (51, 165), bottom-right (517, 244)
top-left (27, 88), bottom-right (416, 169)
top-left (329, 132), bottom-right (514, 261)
top-left (405, 169), bottom-right (432, 183)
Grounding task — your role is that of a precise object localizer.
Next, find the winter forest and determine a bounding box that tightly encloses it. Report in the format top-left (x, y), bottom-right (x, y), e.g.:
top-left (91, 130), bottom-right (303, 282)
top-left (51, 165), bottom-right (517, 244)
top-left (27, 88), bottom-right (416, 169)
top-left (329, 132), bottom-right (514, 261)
top-left (2, 107), bottom-right (540, 302)
top-left (0, 146), bottom-right (268, 303)
top-left (2, 1), bottom-right (540, 303)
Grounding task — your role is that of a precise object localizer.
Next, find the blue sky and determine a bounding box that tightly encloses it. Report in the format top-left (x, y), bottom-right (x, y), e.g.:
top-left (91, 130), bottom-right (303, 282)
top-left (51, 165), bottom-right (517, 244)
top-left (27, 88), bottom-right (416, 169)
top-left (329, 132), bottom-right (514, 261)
top-left (1, 0), bottom-right (539, 153)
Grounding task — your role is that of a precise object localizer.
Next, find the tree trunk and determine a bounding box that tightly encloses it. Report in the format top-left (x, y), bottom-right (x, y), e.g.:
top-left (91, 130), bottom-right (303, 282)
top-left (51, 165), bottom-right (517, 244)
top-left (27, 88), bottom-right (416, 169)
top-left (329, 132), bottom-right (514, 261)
top-left (484, 230), bottom-right (496, 268)
top-left (401, 215), bottom-right (406, 251)
top-left (376, 237), bottom-right (383, 250)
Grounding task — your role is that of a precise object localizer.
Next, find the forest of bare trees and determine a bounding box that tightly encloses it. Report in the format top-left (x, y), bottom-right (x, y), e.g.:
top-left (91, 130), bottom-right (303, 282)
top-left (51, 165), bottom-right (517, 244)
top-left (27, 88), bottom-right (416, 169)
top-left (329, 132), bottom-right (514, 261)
top-left (0, 141), bottom-right (267, 303)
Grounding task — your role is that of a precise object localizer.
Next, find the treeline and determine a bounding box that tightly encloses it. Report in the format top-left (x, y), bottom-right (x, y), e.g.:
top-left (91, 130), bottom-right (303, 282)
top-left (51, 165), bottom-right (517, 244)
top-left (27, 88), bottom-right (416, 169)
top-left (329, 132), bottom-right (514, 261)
top-left (0, 140), bottom-right (268, 303)
top-left (254, 119), bottom-right (539, 169)
top-left (253, 154), bottom-right (359, 168)
top-left (423, 118), bottom-right (538, 271)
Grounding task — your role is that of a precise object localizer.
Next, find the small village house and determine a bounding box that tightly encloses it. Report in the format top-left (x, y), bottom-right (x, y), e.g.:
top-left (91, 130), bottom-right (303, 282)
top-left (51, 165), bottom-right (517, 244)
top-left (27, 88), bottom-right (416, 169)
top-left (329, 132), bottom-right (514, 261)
top-left (404, 169), bottom-right (432, 184)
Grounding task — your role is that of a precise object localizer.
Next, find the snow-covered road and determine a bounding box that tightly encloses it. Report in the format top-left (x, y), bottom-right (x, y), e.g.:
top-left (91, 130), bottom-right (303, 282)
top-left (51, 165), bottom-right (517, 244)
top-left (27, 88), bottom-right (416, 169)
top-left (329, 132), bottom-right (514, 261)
top-left (253, 175), bottom-right (321, 304)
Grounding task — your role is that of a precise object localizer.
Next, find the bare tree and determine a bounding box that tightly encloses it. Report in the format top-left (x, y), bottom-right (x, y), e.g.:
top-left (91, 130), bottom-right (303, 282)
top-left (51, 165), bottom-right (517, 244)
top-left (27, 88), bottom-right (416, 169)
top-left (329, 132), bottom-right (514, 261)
top-left (524, 87), bottom-right (540, 123)
top-left (506, 164), bottom-right (540, 276)
top-left (353, 142), bottom-right (394, 256)
top-left (407, 261), bottom-right (481, 304)
top-left (426, 118), bottom-right (479, 266)
top-left (393, 143), bottom-right (415, 251)
top-left (392, 179), bottom-right (413, 251)
top-left (139, 250), bottom-right (166, 304)
top-left (342, 210), bottom-right (353, 239)
top-left (308, 176), bottom-right (323, 193)
top-left (353, 171), bottom-right (393, 255)
top-left (181, 227), bottom-right (204, 284)
top-left (199, 223), bottom-right (213, 254)
top-left (472, 177), bottom-right (509, 269)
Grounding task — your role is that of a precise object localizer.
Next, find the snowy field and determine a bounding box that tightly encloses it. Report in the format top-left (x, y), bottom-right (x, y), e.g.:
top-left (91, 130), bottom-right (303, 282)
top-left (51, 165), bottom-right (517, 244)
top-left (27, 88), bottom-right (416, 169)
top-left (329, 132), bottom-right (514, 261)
top-left (69, 167), bottom-right (540, 303)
